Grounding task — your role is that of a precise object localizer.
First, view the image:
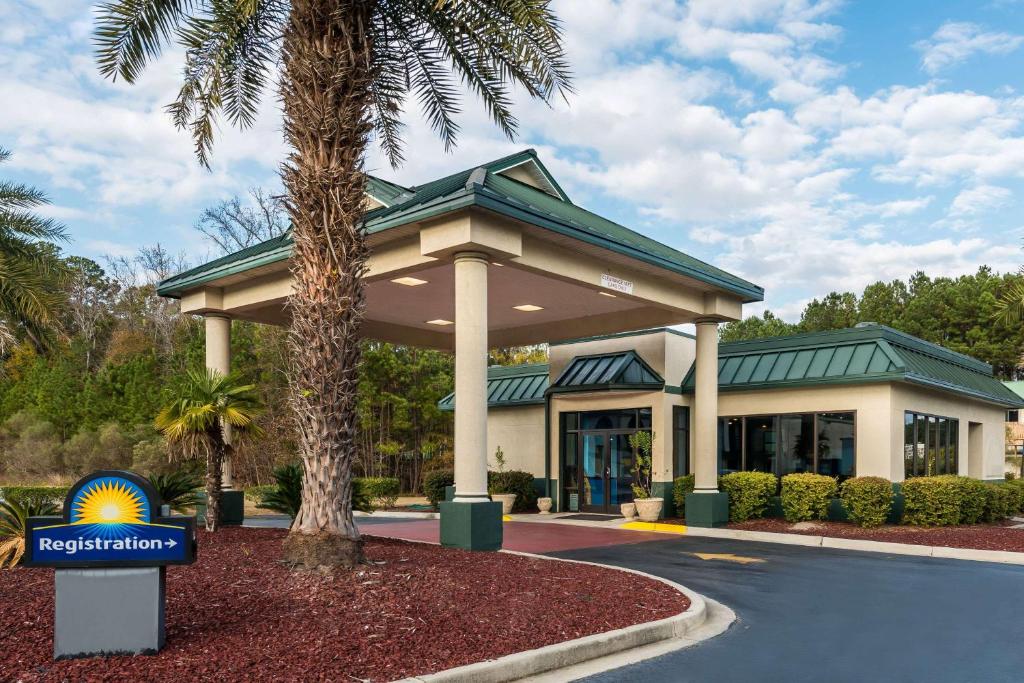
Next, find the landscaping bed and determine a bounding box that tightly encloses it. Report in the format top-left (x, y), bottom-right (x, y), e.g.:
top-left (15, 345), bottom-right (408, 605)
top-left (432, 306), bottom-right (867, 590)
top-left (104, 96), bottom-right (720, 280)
top-left (0, 527), bottom-right (688, 682)
top-left (728, 518), bottom-right (1024, 552)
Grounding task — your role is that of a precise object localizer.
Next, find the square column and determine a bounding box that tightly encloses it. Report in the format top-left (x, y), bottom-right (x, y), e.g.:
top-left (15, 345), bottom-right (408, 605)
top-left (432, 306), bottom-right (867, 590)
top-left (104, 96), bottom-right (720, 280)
top-left (440, 252), bottom-right (502, 550)
top-left (686, 318), bottom-right (728, 527)
top-left (204, 314), bottom-right (244, 525)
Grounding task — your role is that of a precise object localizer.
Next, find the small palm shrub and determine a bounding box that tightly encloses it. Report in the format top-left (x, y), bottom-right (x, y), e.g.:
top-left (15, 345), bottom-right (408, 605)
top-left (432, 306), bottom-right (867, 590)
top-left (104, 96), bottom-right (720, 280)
top-left (423, 469), bottom-right (455, 510)
top-left (781, 473), bottom-right (838, 523)
top-left (258, 464), bottom-right (303, 518)
top-left (672, 475), bottom-right (695, 517)
top-left (719, 471), bottom-right (777, 522)
top-left (151, 469), bottom-right (203, 513)
top-left (840, 477), bottom-right (893, 528)
top-left (0, 496), bottom-right (59, 569)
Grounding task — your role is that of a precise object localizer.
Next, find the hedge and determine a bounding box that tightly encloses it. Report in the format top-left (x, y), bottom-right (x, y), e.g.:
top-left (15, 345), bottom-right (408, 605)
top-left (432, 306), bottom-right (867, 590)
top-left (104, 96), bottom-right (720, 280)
top-left (982, 483), bottom-right (1012, 523)
top-left (957, 477), bottom-right (987, 524)
top-left (902, 476), bottom-right (969, 526)
top-left (1003, 479), bottom-right (1024, 514)
top-left (673, 475), bottom-right (695, 517)
top-left (0, 485), bottom-right (69, 507)
top-left (488, 470), bottom-right (537, 512)
top-left (244, 485), bottom-right (275, 503)
top-left (840, 476), bottom-right (893, 528)
top-left (719, 471), bottom-right (777, 522)
top-left (781, 473), bottom-right (837, 522)
top-left (423, 469), bottom-right (454, 509)
top-left (359, 477), bottom-right (401, 509)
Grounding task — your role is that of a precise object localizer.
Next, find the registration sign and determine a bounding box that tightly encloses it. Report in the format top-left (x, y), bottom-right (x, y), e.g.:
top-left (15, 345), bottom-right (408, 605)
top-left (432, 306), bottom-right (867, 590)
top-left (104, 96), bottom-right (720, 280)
top-left (24, 470), bottom-right (196, 568)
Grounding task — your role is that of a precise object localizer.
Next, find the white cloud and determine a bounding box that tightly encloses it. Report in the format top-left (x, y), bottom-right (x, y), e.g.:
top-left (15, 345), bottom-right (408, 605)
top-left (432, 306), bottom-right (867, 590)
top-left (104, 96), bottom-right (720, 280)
top-left (950, 184), bottom-right (1013, 215)
top-left (915, 22), bottom-right (1024, 74)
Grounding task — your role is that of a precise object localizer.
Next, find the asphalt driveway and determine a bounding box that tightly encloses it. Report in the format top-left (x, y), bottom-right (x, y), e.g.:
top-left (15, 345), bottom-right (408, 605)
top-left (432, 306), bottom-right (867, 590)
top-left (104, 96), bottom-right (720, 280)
top-left (555, 537), bottom-right (1024, 683)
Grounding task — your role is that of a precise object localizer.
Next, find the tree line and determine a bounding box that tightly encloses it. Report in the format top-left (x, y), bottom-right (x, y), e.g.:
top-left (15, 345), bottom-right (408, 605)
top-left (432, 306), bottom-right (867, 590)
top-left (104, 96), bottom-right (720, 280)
top-left (722, 267), bottom-right (1024, 379)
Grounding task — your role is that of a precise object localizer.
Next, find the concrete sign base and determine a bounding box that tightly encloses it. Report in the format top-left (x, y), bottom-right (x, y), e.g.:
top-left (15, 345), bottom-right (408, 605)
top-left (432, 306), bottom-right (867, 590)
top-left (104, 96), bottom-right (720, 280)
top-left (54, 567), bottom-right (166, 659)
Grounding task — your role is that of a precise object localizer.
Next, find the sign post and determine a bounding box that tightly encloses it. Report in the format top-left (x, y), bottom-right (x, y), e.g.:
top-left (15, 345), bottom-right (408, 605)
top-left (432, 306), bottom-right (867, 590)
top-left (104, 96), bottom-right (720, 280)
top-left (24, 470), bottom-right (197, 659)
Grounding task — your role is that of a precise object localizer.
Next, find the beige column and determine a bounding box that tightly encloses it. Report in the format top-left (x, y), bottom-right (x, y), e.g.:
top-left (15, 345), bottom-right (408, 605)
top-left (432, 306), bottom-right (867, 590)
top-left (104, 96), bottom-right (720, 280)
top-left (453, 252), bottom-right (490, 502)
top-left (204, 314), bottom-right (234, 489)
top-left (693, 319), bottom-right (719, 492)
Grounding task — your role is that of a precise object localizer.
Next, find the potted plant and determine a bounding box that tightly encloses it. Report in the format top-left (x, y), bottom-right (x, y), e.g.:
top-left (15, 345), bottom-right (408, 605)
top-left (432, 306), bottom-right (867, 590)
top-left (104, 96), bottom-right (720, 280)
top-left (489, 446), bottom-right (517, 515)
top-left (629, 431), bottom-right (662, 521)
top-left (620, 501), bottom-right (637, 520)
top-left (537, 497), bottom-right (553, 514)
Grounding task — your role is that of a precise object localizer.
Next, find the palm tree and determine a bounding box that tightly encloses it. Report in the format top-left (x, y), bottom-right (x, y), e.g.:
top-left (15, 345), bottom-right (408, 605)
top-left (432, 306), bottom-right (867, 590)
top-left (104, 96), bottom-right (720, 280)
top-left (156, 369), bottom-right (261, 531)
top-left (95, 0), bottom-right (572, 568)
top-left (0, 147), bottom-right (69, 351)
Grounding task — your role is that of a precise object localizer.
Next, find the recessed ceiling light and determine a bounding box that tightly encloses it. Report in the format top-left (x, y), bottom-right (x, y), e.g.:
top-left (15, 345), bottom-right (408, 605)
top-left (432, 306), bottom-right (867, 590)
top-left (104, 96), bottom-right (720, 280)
top-left (598, 291), bottom-right (617, 298)
top-left (391, 276), bottom-right (428, 286)
top-left (491, 262), bottom-right (504, 267)
top-left (426, 319), bottom-right (453, 325)
top-left (513, 304), bottom-right (544, 312)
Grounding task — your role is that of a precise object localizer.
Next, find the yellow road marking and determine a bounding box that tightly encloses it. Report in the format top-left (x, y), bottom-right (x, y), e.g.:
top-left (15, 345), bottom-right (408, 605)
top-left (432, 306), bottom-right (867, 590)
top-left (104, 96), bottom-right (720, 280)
top-left (502, 515), bottom-right (512, 522)
top-left (693, 552), bottom-right (764, 564)
top-left (621, 521), bottom-right (688, 534)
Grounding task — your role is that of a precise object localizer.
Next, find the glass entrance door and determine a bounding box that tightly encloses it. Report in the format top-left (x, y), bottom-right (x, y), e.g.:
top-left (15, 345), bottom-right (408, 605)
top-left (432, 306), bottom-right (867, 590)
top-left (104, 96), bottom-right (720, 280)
top-left (579, 431), bottom-right (637, 513)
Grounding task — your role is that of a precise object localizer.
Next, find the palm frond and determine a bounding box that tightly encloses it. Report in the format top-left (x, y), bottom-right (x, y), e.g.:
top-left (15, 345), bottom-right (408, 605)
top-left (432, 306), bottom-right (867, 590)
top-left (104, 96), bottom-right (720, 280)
top-left (94, 0), bottom-right (190, 82)
top-left (994, 274), bottom-right (1024, 324)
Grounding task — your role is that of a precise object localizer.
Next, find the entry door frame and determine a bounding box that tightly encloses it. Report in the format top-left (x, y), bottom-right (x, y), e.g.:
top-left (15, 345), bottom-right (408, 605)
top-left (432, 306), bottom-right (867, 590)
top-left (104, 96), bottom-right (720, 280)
top-left (577, 428), bottom-right (638, 514)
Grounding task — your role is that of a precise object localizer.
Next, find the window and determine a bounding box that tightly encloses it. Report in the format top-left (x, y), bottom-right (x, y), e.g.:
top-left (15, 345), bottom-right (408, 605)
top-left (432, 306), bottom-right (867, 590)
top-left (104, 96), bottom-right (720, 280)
top-left (673, 406), bottom-right (689, 477)
top-left (717, 412), bottom-right (856, 479)
top-left (903, 411), bottom-right (958, 478)
top-left (1008, 410), bottom-right (1019, 423)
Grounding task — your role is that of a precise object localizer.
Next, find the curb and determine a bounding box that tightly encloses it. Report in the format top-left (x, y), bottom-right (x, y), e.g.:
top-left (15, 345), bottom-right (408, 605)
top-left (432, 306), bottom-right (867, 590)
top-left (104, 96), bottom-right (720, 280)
top-left (354, 510), bottom-right (439, 519)
top-left (673, 525), bottom-right (1024, 565)
top-left (395, 553), bottom-right (730, 683)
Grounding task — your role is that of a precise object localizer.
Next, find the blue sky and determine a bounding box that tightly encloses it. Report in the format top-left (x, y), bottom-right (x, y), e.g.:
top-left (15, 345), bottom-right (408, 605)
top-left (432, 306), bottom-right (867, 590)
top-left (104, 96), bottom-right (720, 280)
top-left (3, 0), bottom-right (1024, 319)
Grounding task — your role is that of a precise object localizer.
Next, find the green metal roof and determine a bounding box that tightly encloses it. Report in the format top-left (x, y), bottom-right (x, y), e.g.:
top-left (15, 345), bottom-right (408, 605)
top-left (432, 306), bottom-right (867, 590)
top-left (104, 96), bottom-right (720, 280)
top-left (158, 149), bottom-right (764, 302)
top-left (680, 324), bottom-right (1024, 407)
top-left (366, 176), bottom-right (412, 206)
top-left (549, 350), bottom-right (664, 394)
top-left (438, 363), bottom-right (549, 411)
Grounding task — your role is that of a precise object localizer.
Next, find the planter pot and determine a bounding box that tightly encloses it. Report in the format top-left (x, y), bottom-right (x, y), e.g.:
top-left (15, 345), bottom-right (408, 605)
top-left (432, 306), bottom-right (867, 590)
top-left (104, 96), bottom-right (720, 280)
top-left (537, 497), bottom-right (553, 514)
top-left (491, 493), bottom-right (516, 515)
top-left (633, 497), bottom-right (664, 522)
top-left (620, 502), bottom-right (637, 520)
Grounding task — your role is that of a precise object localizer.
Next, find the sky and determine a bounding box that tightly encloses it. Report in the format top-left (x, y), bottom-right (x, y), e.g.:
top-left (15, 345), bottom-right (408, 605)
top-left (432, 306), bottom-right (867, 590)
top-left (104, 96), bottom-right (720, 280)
top-left (3, 0), bottom-right (1024, 320)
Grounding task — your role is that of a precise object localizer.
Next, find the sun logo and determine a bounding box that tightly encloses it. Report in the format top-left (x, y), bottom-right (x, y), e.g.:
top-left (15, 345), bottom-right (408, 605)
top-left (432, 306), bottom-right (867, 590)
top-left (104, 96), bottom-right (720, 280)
top-left (72, 480), bottom-right (146, 525)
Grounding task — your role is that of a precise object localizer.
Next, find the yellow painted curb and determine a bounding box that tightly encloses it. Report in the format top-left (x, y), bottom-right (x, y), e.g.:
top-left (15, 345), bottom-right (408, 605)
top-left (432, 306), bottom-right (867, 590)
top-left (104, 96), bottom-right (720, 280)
top-left (502, 515), bottom-right (513, 522)
top-left (621, 521), bottom-right (688, 534)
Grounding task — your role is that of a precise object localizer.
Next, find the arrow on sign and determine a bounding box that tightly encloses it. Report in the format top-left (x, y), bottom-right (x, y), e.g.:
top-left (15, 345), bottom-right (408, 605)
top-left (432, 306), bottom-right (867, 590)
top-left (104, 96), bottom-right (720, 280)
top-left (166, 539), bottom-right (177, 548)
top-left (692, 552), bottom-right (764, 565)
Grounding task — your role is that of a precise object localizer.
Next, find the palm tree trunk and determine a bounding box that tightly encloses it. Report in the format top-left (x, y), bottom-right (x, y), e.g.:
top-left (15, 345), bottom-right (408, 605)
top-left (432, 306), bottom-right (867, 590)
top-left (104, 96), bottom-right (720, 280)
top-left (205, 427), bottom-right (224, 533)
top-left (279, 0), bottom-right (374, 569)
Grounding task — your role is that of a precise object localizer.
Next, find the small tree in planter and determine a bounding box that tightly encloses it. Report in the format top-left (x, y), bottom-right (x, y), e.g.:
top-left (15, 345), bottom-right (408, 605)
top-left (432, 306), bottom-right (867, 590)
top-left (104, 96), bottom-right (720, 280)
top-left (488, 446), bottom-right (517, 515)
top-left (629, 431), bottom-right (662, 521)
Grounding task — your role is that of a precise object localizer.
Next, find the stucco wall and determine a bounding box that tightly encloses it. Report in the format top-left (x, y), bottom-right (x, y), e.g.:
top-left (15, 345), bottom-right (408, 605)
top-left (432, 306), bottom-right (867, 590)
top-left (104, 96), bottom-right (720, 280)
top-left (487, 405), bottom-right (546, 478)
top-left (889, 384), bottom-right (1006, 481)
top-left (549, 331), bottom-right (669, 380)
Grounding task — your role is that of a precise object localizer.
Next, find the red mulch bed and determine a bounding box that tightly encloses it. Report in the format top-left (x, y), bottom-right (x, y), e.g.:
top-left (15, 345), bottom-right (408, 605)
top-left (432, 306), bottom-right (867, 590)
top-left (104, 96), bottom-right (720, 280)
top-left (728, 518), bottom-right (1024, 552)
top-left (0, 527), bottom-right (687, 682)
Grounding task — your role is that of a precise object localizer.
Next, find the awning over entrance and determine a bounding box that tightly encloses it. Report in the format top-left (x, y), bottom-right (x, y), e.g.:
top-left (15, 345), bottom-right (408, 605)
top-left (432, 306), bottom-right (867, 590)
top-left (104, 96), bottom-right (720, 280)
top-left (550, 350), bottom-right (664, 394)
top-left (158, 150), bottom-right (763, 545)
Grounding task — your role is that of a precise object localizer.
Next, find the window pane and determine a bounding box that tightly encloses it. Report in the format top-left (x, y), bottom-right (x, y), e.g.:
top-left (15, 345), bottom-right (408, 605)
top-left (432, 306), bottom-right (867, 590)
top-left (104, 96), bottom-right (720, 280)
top-left (779, 414), bottom-right (814, 475)
top-left (927, 416), bottom-right (939, 476)
top-left (565, 412), bottom-right (579, 431)
top-left (904, 412), bottom-right (915, 479)
top-left (718, 417), bottom-right (743, 474)
top-left (638, 408), bottom-right (653, 429)
top-left (673, 407), bottom-right (689, 477)
top-left (915, 414), bottom-right (927, 477)
top-left (580, 410), bottom-right (639, 430)
top-left (936, 418), bottom-right (948, 475)
top-left (1008, 410), bottom-right (1019, 423)
top-left (745, 416), bottom-right (777, 473)
top-left (817, 412), bottom-right (855, 478)
top-left (946, 419), bottom-right (954, 473)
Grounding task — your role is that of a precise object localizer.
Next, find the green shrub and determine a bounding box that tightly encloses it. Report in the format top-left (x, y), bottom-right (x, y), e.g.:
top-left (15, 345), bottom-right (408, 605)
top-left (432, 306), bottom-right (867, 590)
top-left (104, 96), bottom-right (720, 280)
top-left (150, 469), bottom-right (202, 513)
top-left (258, 464), bottom-right (303, 518)
top-left (423, 469), bottom-right (454, 509)
top-left (359, 477), bottom-right (400, 509)
top-left (1003, 478), bottom-right (1024, 513)
top-left (672, 475), bottom-right (695, 516)
top-left (957, 477), bottom-right (987, 524)
top-left (781, 473), bottom-right (838, 522)
top-left (719, 471), bottom-right (777, 522)
top-left (0, 485), bottom-right (68, 508)
top-left (982, 483), bottom-right (1012, 523)
top-left (244, 485), bottom-right (275, 503)
top-left (488, 470), bottom-right (538, 512)
top-left (902, 476), bottom-right (964, 526)
top-left (840, 477), bottom-right (893, 528)
top-left (351, 478), bottom-right (375, 514)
